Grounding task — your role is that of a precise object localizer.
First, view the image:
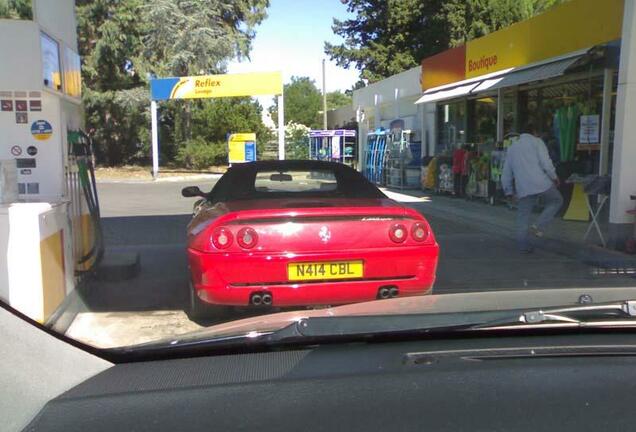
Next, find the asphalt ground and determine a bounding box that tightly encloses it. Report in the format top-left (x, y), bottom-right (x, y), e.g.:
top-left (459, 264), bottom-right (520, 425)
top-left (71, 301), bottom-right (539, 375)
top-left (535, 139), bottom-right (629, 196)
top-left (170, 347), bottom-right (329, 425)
top-left (65, 178), bottom-right (636, 348)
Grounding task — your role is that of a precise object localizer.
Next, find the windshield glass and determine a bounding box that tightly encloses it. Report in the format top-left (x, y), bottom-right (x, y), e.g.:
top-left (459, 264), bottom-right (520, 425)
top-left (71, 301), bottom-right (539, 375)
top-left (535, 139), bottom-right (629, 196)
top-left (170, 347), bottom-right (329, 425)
top-left (1, 0), bottom-right (635, 352)
top-left (255, 170), bottom-right (337, 193)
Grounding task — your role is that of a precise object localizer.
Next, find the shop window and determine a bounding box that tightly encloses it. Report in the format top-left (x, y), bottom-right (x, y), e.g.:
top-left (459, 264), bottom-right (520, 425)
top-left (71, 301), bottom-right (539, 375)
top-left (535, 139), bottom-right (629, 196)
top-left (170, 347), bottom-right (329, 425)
top-left (436, 101), bottom-right (466, 154)
top-left (519, 75), bottom-right (606, 175)
top-left (503, 90), bottom-right (517, 136)
top-left (41, 32), bottom-right (62, 91)
top-left (468, 97), bottom-right (497, 145)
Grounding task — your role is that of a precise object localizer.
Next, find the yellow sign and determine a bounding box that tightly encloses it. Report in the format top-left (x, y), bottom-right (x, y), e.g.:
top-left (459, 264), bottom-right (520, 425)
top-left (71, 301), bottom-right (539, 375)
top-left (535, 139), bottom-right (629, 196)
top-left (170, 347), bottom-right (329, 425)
top-left (465, 0), bottom-right (624, 78)
top-left (230, 133), bottom-right (258, 142)
top-left (151, 72), bottom-right (283, 100)
top-left (228, 133), bottom-right (257, 163)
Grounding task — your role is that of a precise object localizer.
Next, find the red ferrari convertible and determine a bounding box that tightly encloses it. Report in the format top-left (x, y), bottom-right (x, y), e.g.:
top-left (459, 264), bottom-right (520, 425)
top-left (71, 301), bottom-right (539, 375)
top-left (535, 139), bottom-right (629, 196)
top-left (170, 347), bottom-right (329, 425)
top-left (182, 160), bottom-right (439, 317)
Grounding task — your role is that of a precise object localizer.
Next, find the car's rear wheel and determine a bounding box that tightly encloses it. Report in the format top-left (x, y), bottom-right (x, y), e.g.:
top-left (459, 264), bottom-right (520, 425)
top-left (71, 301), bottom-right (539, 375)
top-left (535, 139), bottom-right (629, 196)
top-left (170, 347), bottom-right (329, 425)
top-left (188, 281), bottom-right (230, 321)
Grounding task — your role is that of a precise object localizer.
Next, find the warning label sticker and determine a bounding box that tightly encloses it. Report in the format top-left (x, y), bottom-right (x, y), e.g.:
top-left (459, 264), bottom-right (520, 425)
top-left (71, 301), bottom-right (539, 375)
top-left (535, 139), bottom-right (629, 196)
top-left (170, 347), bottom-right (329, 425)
top-left (10, 145), bottom-right (22, 156)
top-left (31, 120), bottom-right (53, 141)
top-left (16, 112), bottom-right (28, 124)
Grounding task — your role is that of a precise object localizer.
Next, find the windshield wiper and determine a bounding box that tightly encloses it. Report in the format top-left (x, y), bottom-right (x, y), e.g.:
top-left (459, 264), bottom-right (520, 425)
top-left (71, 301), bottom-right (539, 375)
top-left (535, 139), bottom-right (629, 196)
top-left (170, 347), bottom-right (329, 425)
top-left (109, 300), bottom-right (636, 358)
top-left (264, 300), bottom-right (636, 342)
top-left (471, 300), bottom-right (636, 330)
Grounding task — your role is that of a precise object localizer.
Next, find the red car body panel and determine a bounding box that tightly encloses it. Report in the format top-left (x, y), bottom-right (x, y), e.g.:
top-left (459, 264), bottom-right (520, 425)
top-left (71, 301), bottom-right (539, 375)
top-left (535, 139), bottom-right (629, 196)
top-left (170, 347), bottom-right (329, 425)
top-left (187, 196), bottom-right (440, 307)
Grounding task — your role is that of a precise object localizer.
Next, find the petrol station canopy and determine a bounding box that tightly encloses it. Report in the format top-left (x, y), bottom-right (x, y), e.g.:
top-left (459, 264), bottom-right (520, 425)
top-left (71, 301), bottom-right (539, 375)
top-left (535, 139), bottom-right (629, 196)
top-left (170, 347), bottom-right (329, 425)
top-left (150, 71), bottom-right (283, 100)
top-left (148, 71), bottom-right (284, 178)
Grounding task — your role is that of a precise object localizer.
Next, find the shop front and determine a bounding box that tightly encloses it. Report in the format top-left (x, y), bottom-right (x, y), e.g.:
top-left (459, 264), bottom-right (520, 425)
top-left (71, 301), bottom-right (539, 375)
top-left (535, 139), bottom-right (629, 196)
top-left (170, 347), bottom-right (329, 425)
top-left (417, 0), bottom-right (625, 246)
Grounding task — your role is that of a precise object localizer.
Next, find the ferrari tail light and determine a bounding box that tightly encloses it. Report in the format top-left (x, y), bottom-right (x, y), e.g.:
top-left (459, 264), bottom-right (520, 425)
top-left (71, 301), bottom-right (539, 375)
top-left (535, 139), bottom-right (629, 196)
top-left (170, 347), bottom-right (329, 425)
top-left (389, 223), bottom-right (407, 243)
top-left (237, 227), bottom-right (258, 249)
top-left (411, 222), bottom-right (430, 242)
top-left (211, 227), bottom-right (233, 249)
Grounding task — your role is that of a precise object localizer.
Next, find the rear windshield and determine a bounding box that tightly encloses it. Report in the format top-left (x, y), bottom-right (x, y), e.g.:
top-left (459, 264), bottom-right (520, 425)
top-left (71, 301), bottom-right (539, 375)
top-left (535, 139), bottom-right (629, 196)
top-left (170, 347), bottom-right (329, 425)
top-left (255, 170), bottom-right (338, 193)
top-left (211, 164), bottom-right (385, 202)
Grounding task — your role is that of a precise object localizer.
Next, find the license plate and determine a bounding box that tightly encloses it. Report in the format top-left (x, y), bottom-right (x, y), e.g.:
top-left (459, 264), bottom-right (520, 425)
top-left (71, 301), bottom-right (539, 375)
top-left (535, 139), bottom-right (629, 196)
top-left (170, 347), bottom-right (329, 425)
top-left (287, 260), bottom-right (364, 281)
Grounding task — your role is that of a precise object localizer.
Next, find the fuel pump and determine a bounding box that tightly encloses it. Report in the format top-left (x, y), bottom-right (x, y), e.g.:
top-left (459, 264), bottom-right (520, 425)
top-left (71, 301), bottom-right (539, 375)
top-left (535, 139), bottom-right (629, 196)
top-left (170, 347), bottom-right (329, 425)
top-left (0, 0), bottom-right (100, 324)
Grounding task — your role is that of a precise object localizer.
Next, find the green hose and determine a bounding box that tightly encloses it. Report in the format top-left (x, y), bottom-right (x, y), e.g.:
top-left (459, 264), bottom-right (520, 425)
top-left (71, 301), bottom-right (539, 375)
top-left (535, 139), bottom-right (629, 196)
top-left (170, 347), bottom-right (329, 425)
top-left (70, 130), bottom-right (104, 270)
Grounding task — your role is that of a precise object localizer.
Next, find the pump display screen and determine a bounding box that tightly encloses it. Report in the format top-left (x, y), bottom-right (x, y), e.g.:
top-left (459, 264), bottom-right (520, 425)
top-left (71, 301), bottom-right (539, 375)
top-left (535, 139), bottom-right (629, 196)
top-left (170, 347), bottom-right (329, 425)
top-left (41, 32), bottom-right (61, 91)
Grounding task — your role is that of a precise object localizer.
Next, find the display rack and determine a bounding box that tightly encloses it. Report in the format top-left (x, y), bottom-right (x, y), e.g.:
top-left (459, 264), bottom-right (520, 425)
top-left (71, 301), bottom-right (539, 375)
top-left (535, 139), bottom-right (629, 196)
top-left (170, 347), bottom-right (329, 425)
top-left (435, 156), bottom-right (454, 194)
top-left (387, 130), bottom-right (415, 190)
top-left (363, 130), bottom-right (388, 185)
top-left (309, 129), bottom-right (357, 167)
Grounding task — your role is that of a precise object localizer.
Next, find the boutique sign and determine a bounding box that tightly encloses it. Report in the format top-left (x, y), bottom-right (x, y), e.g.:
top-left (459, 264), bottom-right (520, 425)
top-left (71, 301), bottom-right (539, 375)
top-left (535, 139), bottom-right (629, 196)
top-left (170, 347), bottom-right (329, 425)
top-left (421, 0), bottom-right (623, 89)
top-left (467, 55), bottom-right (498, 74)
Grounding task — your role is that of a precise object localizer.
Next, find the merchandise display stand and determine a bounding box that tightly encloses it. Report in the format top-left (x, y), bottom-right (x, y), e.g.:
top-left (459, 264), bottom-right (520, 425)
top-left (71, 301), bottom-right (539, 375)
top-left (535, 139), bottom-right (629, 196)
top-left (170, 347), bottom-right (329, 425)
top-left (387, 130), bottom-right (416, 191)
top-left (309, 130), bottom-right (357, 167)
top-left (363, 130), bottom-right (388, 185)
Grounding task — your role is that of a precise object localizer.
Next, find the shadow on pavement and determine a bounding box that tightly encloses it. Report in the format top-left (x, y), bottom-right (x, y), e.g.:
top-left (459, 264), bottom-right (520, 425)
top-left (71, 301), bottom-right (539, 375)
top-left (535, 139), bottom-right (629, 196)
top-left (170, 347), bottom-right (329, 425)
top-left (80, 214), bottom-right (192, 313)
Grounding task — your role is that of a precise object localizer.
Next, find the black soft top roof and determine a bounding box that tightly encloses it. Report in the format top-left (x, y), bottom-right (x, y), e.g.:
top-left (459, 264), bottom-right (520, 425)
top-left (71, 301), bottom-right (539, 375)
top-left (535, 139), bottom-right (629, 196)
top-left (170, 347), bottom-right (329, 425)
top-left (209, 160), bottom-right (385, 202)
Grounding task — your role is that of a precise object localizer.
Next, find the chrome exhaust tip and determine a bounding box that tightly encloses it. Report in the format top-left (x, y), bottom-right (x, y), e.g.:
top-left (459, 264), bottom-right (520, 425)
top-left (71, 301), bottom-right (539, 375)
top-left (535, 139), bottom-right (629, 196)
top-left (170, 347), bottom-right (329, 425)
top-left (378, 287), bottom-right (391, 299)
top-left (389, 287), bottom-right (399, 298)
top-left (262, 293), bottom-right (273, 306)
top-left (251, 293), bottom-right (263, 306)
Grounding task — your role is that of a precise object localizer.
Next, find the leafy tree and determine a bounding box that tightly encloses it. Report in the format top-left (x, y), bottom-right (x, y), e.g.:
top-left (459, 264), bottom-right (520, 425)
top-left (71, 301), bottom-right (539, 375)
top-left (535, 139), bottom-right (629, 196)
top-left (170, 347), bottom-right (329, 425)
top-left (284, 122), bottom-right (310, 160)
top-left (83, 87), bottom-right (149, 166)
top-left (269, 76), bottom-right (322, 129)
top-left (0, 0), bottom-right (32, 19)
top-left (175, 136), bottom-right (226, 169)
top-left (76, 0), bottom-right (272, 166)
top-left (191, 97), bottom-right (273, 157)
top-left (326, 0), bottom-right (565, 82)
top-left (77, 0), bottom-right (146, 91)
top-left (142, 0), bottom-right (269, 77)
top-left (345, 80), bottom-right (367, 97)
top-left (325, 0), bottom-right (450, 83)
top-left (176, 97), bottom-right (274, 168)
top-left (77, 0), bottom-right (149, 166)
top-left (442, 0), bottom-right (565, 47)
top-left (327, 91), bottom-right (351, 110)
top-left (141, 0), bottom-right (269, 143)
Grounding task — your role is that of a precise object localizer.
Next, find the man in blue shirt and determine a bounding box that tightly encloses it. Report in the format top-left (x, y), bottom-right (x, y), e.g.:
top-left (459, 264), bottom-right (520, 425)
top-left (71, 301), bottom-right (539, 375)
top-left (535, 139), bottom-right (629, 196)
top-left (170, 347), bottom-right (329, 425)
top-left (502, 123), bottom-right (563, 253)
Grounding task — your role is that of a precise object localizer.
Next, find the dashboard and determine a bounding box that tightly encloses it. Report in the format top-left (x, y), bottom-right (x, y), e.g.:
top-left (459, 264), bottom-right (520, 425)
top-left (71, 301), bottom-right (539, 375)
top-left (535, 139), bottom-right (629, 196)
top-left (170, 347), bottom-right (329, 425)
top-left (26, 332), bottom-right (636, 431)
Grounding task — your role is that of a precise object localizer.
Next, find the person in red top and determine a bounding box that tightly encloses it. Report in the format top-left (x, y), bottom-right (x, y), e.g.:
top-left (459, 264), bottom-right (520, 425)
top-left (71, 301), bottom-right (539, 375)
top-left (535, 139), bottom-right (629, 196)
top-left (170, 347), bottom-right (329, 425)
top-left (452, 147), bottom-right (466, 196)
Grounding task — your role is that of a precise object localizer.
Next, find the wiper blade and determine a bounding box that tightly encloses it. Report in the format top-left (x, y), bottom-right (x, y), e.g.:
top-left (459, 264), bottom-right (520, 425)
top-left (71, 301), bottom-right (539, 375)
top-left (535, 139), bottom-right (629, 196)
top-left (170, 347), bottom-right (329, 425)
top-left (268, 300), bottom-right (636, 341)
top-left (473, 300), bottom-right (636, 330)
top-left (110, 300), bottom-right (636, 357)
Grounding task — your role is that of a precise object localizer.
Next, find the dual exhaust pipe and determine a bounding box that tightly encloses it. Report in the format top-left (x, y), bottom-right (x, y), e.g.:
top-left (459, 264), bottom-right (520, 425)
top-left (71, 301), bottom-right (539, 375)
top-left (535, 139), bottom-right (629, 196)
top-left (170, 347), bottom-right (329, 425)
top-left (378, 286), bottom-right (399, 300)
top-left (250, 292), bottom-right (272, 306)
top-left (251, 286), bottom-right (398, 305)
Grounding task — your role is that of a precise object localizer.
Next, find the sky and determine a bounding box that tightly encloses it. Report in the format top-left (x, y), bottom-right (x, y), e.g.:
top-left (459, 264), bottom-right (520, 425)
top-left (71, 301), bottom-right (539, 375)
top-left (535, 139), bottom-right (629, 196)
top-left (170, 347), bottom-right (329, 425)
top-left (226, 0), bottom-right (360, 113)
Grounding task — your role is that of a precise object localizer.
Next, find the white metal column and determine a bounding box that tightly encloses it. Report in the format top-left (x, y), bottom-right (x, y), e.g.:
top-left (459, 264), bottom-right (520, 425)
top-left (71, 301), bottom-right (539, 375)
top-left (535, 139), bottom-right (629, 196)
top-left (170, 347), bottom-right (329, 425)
top-left (150, 100), bottom-right (159, 179)
top-left (374, 94), bottom-right (381, 129)
top-left (423, 102), bottom-right (437, 156)
top-left (600, 68), bottom-right (614, 176)
top-left (394, 88), bottom-right (400, 119)
top-left (356, 106), bottom-right (364, 171)
top-left (610, 0), bottom-right (636, 225)
top-left (277, 94), bottom-right (285, 160)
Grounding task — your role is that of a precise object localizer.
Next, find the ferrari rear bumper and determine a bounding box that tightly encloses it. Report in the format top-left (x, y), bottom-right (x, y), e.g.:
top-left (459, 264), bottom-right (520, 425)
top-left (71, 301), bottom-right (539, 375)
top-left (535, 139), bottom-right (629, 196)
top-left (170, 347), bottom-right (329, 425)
top-left (188, 246), bottom-right (439, 307)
